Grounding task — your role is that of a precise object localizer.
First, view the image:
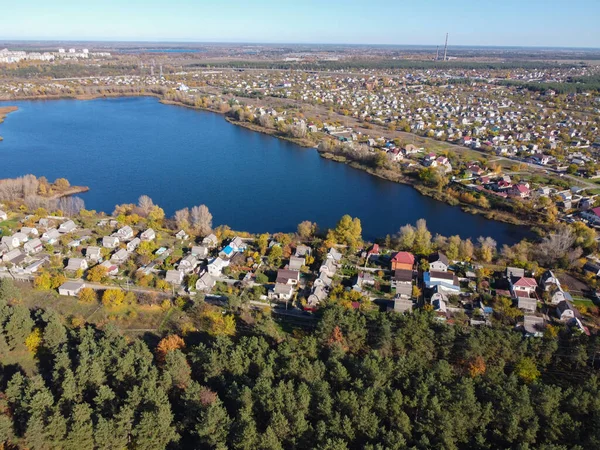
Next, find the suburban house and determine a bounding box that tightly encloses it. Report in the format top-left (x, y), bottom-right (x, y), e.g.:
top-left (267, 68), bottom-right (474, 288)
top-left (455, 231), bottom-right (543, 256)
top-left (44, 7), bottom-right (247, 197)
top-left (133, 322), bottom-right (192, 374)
top-left (2, 249), bottom-right (22, 262)
top-left (195, 272), bottom-right (215, 291)
top-left (140, 228), bottom-right (156, 242)
top-left (110, 249), bottom-right (129, 265)
top-left (41, 229), bottom-right (60, 244)
top-left (115, 226), bottom-right (134, 241)
top-left (66, 258), bottom-right (88, 272)
top-left (391, 252), bottom-right (415, 271)
top-left (549, 288), bottom-right (572, 305)
top-left (295, 245), bottom-right (312, 257)
top-left (307, 285), bottom-right (328, 307)
top-left (179, 255), bottom-right (198, 273)
top-left (21, 227), bottom-right (39, 236)
top-left (165, 270), bottom-right (184, 285)
top-left (428, 252), bottom-right (449, 272)
top-left (269, 283), bottom-right (295, 301)
top-left (424, 271), bottom-right (460, 294)
top-left (127, 238), bottom-right (141, 252)
top-left (276, 269), bottom-right (300, 285)
top-left (191, 245), bottom-right (209, 258)
top-left (354, 271), bottom-right (375, 291)
top-left (319, 259), bottom-right (337, 276)
top-left (390, 295), bottom-right (414, 313)
top-left (58, 281), bottom-right (85, 297)
top-left (58, 220), bottom-right (77, 233)
top-left (392, 269), bottom-right (413, 298)
top-left (12, 232), bottom-right (28, 244)
top-left (100, 261), bottom-right (119, 276)
top-left (229, 237), bottom-right (247, 252)
top-left (556, 300), bottom-right (581, 321)
top-left (1, 235), bottom-right (20, 250)
top-left (207, 257), bottom-right (229, 276)
top-left (288, 256), bottom-right (305, 271)
top-left (219, 245), bottom-right (236, 259)
top-left (540, 270), bottom-right (561, 291)
top-left (23, 238), bottom-right (43, 254)
top-left (175, 230), bottom-right (189, 240)
top-left (102, 236), bottom-right (120, 249)
top-left (314, 272), bottom-right (332, 288)
top-left (86, 246), bottom-right (102, 261)
top-left (582, 207), bottom-right (600, 225)
top-left (0, 210), bottom-right (7, 221)
top-left (202, 234), bottom-right (218, 248)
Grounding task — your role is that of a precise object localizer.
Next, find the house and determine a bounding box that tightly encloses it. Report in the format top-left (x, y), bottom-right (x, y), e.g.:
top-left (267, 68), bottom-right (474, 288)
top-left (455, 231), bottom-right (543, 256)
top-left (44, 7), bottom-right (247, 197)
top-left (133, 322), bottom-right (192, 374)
top-left (582, 207), bottom-right (600, 225)
top-left (179, 255), bottom-right (198, 273)
top-left (127, 237), bottom-right (141, 252)
top-left (21, 227), bottom-right (39, 237)
top-left (506, 267), bottom-right (525, 279)
top-left (41, 229), bottom-right (60, 244)
top-left (276, 269), bottom-right (300, 285)
top-left (583, 262), bottom-right (600, 277)
top-left (1, 235), bottom-right (20, 250)
top-left (0, 210), bottom-right (7, 221)
top-left (556, 300), bottom-right (581, 321)
top-left (12, 232), bottom-right (28, 245)
top-left (549, 289), bottom-right (572, 305)
top-left (58, 280), bottom-right (85, 297)
top-left (269, 283), bottom-right (295, 301)
top-left (86, 246), bottom-right (102, 262)
top-left (102, 236), bottom-right (120, 249)
top-left (510, 276), bottom-right (538, 300)
top-left (355, 271), bottom-right (375, 288)
top-left (540, 270), bottom-right (561, 291)
top-left (100, 261), bottom-right (119, 276)
top-left (327, 248), bottom-right (343, 263)
top-left (288, 256), bottom-right (305, 271)
top-left (508, 184), bottom-right (530, 199)
top-left (314, 272), bottom-right (332, 288)
top-left (295, 245), bottom-right (312, 257)
top-left (207, 257), bottom-right (229, 276)
top-left (390, 295), bottom-right (414, 313)
top-left (219, 245), bottom-right (236, 259)
top-left (140, 228), bottom-right (156, 241)
top-left (115, 225), bottom-right (134, 241)
top-left (66, 258), bottom-right (88, 272)
top-left (424, 271), bottom-right (460, 294)
top-left (23, 238), bottom-right (43, 254)
top-left (195, 272), bottom-right (215, 291)
top-left (367, 244), bottom-right (380, 257)
top-left (428, 252), bottom-right (449, 272)
top-left (175, 230), bottom-right (189, 240)
top-left (319, 259), bottom-right (337, 276)
top-left (202, 233), bottom-right (218, 248)
top-left (392, 269), bottom-right (413, 298)
top-left (517, 296), bottom-right (538, 313)
top-left (191, 245), bottom-right (209, 258)
top-left (58, 220), bottom-right (77, 233)
top-left (307, 285), bottom-right (328, 306)
top-left (24, 257), bottom-right (48, 274)
top-left (2, 249), bottom-right (22, 262)
top-left (523, 315), bottom-right (545, 337)
top-left (391, 252), bottom-right (415, 271)
top-left (111, 249), bottom-right (129, 265)
top-left (229, 237), bottom-right (247, 252)
top-left (432, 293), bottom-right (448, 317)
top-left (165, 270), bottom-right (184, 285)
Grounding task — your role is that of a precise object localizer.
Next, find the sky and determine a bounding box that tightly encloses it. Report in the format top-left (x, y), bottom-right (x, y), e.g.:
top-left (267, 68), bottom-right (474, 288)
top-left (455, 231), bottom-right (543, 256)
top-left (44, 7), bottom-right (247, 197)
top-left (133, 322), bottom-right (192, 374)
top-left (0, 0), bottom-right (598, 48)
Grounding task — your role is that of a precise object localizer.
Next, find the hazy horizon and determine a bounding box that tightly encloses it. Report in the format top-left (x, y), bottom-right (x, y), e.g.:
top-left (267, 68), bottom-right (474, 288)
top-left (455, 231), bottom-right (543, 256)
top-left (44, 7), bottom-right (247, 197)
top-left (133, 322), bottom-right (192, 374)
top-left (1, 0), bottom-right (598, 48)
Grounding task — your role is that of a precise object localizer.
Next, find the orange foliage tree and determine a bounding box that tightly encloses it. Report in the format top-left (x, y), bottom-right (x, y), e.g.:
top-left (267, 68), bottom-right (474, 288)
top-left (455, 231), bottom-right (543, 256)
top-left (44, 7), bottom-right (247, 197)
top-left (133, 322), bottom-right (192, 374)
top-left (155, 334), bottom-right (185, 364)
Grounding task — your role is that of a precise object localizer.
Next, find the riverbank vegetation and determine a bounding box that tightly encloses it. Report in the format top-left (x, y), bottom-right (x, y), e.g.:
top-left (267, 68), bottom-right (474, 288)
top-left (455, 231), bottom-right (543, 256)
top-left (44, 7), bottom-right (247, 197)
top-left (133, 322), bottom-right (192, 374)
top-left (0, 175), bottom-right (88, 212)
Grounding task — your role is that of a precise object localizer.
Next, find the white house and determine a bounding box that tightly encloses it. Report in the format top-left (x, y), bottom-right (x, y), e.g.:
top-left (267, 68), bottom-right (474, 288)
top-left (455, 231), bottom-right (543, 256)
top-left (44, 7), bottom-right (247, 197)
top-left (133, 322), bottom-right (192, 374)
top-left (111, 249), bottom-right (129, 265)
top-left (191, 245), bottom-right (209, 258)
top-left (195, 272), bottom-right (216, 291)
top-left (100, 261), bottom-right (119, 276)
top-left (165, 269), bottom-right (184, 285)
top-left (202, 234), bottom-right (218, 248)
top-left (102, 236), bottom-right (120, 248)
top-left (23, 238), bottom-right (43, 254)
top-left (207, 257), bottom-right (229, 276)
top-left (179, 255), bottom-right (198, 273)
top-left (175, 230), bottom-right (189, 240)
top-left (41, 229), bottom-right (60, 244)
top-left (140, 228), bottom-right (156, 241)
top-left (21, 227), bottom-right (39, 237)
top-left (116, 226), bottom-right (134, 241)
top-left (58, 280), bottom-right (86, 297)
top-left (1, 235), bottom-right (20, 250)
top-left (0, 210), bottom-right (7, 221)
top-left (2, 249), bottom-right (22, 262)
top-left (127, 237), bottom-right (141, 252)
top-left (66, 258), bottom-right (88, 272)
top-left (268, 283), bottom-right (294, 301)
top-left (86, 246), bottom-right (102, 262)
top-left (58, 220), bottom-right (77, 233)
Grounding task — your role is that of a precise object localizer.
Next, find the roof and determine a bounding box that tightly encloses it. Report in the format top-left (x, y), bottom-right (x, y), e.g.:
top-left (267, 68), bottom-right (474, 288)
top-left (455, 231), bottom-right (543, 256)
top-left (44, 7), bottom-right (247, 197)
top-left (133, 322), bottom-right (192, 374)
top-left (59, 281), bottom-right (85, 291)
top-left (392, 252), bottom-right (415, 265)
top-left (591, 206), bottom-right (600, 218)
top-left (393, 269), bottom-right (413, 282)
top-left (428, 251), bottom-right (449, 266)
top-left (276, 269), bottom-right (300, 284)
top-left (513, 277), bottom-right (538, 288)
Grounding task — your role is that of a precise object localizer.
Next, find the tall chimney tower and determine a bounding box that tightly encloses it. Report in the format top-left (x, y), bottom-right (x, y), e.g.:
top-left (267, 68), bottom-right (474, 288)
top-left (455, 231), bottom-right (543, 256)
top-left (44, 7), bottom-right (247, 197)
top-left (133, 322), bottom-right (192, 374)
top-left (443, 33), bottom-right (449, 61)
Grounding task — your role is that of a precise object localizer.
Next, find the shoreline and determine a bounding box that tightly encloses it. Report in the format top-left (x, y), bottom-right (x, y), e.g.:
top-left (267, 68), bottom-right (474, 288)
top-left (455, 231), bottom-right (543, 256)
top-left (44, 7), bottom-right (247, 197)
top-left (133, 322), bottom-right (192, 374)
top-left (47, 186), bottom-right (90, 200)
top-left (0, 92), bottom-right (533, 227)
top-left (0, 106), bottom-right (18, 140)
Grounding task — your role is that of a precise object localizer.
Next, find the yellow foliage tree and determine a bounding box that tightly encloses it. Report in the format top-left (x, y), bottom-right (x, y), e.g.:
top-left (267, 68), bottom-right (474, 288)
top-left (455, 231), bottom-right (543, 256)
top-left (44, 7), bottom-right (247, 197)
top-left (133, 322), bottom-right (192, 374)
top-left (201, 309), bottom-right (236, 336)
top-left (78, 287), bottom-right (97, 304)
top-left (87, 265), bottom-right (108, 283)
top-left (25, 328), bottom-right (43, 354)
top-left (34, 272), bottom-right (52, 290)
top-left (102, 289), bottom-right (126, 308)
top-left (156, 334), bottom-right (186, 364)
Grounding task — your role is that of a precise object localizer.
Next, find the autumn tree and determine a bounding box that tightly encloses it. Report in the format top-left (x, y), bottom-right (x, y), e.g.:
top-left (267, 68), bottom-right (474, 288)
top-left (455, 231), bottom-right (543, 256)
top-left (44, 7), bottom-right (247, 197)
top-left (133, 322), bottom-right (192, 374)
top-left (174, 208), bottom-right (190, 230)
top-left (138, 194), bottom-right (154, 216)
top-left (156, 334), bottom-right (186, 364)
top-left (78, 288), bottom-right (97, 304)
top-left (190, 205), bottom-right (213, 236)
top-left (101, 289), bottom-right (125, 308)
top-left (297, 220), bottom-right (316, 239)
top-left (87, 265), bottom-right (108, 283)
top-left (328, 215), bottom-right (362, 249)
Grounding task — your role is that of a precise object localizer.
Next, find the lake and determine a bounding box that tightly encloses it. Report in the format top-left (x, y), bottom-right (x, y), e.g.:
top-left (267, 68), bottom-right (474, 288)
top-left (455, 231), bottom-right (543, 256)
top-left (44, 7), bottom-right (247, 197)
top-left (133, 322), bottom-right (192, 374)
top-left (0, 97), bottom-right (530, 245)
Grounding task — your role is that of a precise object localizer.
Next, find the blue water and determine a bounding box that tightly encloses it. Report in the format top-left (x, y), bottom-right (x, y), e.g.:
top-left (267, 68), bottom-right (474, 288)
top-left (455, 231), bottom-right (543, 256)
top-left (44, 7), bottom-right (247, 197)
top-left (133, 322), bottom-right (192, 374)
top-left (0, 97), bottom-right (529, 244)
